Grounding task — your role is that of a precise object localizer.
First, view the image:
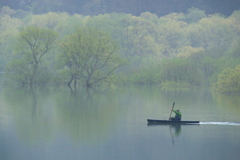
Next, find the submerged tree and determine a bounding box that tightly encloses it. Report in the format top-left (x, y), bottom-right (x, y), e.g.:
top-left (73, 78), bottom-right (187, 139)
top-left (6, 26), bottom-right (58, 86)
top-left (58, 27), bottom-right (124, 88)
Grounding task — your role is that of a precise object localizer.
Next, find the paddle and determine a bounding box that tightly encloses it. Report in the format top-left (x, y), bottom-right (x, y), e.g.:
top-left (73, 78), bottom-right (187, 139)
top-left (169, 102), bottom-right (175, 120)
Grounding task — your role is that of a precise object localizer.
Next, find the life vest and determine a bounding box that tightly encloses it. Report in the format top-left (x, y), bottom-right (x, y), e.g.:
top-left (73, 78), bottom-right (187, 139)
top-left (173, 110), bottom-right (182, 118)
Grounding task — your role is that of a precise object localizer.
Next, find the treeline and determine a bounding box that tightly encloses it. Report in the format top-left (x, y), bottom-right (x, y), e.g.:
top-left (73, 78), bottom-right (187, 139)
top-left (0, 6), bottom-right (240, 93)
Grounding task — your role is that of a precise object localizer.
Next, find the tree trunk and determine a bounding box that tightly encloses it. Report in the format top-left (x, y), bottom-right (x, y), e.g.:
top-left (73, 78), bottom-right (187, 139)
top-left (30, 65), bottom-right (38, 87)
top-left (86, 79), bottom-right (92, 88)
top-left (74, 78), bottom-right (77, 89)
top-left (68, 77), bottom-right (74, 87)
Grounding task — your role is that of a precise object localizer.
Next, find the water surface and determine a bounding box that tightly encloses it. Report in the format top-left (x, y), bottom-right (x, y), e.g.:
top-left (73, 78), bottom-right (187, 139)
top-left (0, 86), bottom-right (240, 160)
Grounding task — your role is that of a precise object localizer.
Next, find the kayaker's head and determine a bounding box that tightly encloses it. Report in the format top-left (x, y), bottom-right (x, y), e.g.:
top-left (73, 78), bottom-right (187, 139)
top-left (177, 109), bottom-right (180, 112)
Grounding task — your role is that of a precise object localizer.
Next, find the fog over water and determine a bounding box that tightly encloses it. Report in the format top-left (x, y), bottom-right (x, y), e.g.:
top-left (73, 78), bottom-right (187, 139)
top-left (0, 87), bottom-right (240, 160)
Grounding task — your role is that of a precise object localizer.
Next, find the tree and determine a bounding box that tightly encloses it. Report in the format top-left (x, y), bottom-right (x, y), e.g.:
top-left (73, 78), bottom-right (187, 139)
top-left (120, 16), bottom-right (159, 57)
top-left (28, 12), bottom-right (69, 29)
top-left (6, 26), bottom-right (58, 86)
top-left (182, 7), bottom-right (207, 23)
top-left (58, 27), bottom-right (124, 88)
top-left (0, 6), bottom-right (23, 73)
top-left (213, 65), bottom-right (240, 94)
top-left (185, 14), bottom-right (235, 49)
top-left (160, 58), bottom-right (203, 86)
top-left (157, 13), bottom-right (187, 56)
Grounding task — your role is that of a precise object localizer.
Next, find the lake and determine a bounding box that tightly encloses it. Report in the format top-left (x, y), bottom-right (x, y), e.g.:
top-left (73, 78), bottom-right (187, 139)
top-left (0, 86), bottom-right (240, 160)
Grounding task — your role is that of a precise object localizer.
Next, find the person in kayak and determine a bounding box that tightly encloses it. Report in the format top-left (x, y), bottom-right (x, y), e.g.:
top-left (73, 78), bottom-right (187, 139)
top-left (169, 109), bottom-right (182, 121)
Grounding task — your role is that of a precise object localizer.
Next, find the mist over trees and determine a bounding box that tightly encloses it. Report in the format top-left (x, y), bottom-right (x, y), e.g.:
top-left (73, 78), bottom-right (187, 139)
top-left (58, 27), bottom-right (124, 88)
top-left (1, 0), bottom-right (240, 16)
top-left (6, 26), bottom-right (58, 86)
top-left (0, 3), bottom-right (240, 93)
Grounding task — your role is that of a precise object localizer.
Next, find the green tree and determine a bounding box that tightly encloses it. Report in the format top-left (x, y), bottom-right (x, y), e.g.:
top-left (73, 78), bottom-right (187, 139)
top-left (0, 6), bottom-right (22, 72)
top-left (6, 26), bottom-right (58, 86)
top-left (119, 15), bottom-right (159, 57)
top-left (185, 14), bottom-right (234, 49)
top-left (160, 58), bottom-right (203, 86)
top-left (182, 7), bottom-right (207, 23)
top-left (28, 12), bottom-right (69, 29)
top-left (157, 14), bottom-right (187, 56)
top-left (58, 27), bottom-right (124, 88)
top-left (214, 65), bottom-right (240, 94)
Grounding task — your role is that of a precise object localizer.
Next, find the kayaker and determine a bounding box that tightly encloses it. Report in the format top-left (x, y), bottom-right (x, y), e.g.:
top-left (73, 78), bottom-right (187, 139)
top-left (169, 109), bottom-right (182, 121)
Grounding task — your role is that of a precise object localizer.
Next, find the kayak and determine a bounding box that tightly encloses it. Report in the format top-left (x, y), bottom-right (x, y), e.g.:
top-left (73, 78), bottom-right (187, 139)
top-left (147, 119), bottom-right (200, 125)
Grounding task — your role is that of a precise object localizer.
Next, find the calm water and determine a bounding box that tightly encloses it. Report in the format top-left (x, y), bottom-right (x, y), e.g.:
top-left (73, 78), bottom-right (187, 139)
top-left (0, 86), bottom-right (240, 160)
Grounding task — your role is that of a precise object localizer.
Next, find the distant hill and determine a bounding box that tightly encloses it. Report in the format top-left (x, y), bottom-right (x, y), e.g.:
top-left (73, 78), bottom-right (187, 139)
top-left (1, 0), bottom-right (240, 16)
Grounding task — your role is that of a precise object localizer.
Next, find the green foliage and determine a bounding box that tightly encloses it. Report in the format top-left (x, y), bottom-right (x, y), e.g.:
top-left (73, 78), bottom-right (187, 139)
top-left (28, 12), bottom-right (69, 29)
top-left (117, 15), bottom-right (159, 57)
top-left (214, 65), bottom-right (240, 94)
top-left (1, 7), bottom-right (240, 92)
top-left (0, 6), bottom-right (23, 72)
top-left (6, 60), bottom-right (32, 85)
top-left (58, 27), bottom-right (124, 88)
top-left (160, 58), bottom-right (203, 86)
top-left (177, 46), bottom-right (204, 57)
top-left (157, 14), bottom-right (187, 55)
top-left (185, 15), bottom-right (234, 50)
top-left (181, 7), bottom-right (207, 23)
top-left (225, 41), bottom-right (240, 59)
top-left (117, 57), bottom-right (162, 85)
top-left (6, 26), bottom-right (58, 86)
